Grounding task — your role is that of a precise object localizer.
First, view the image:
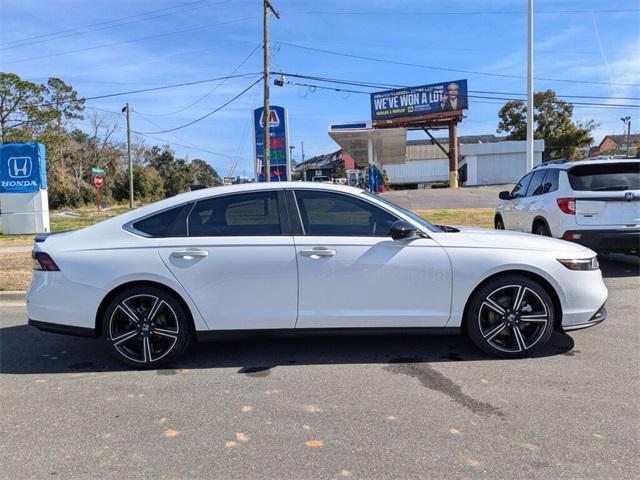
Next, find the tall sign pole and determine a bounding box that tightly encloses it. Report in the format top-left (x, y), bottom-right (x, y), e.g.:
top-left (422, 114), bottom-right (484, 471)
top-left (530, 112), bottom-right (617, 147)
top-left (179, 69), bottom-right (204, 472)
top-left (263, 0), bottom-right (280, 182)
top-left (526, 0), bottom-right (535, 171)
top-left (123, 103), bottom-right (134, 208)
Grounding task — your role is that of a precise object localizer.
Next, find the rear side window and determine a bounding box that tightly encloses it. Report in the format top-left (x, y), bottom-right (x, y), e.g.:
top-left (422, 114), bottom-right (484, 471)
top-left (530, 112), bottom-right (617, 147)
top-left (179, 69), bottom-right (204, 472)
top-left (295, 190), bottom-right (397, 236)
top-left (511, 172), bottom-right (534, 198)
top-left (131, 204), bottom-right (190, 237)
top-left (568, 162), bottom-right (640, 191)
top-left (542, 169), bottom-right (559, 194)
top-left (525, 170), bottom-right (547, 196)
top-left (188, 191), bottom-right (281, 236)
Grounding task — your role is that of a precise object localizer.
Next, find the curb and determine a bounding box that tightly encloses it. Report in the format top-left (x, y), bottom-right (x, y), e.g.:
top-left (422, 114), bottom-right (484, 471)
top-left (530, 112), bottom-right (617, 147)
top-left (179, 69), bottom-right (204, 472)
top-left (0, 291), bottom-right (27, 303)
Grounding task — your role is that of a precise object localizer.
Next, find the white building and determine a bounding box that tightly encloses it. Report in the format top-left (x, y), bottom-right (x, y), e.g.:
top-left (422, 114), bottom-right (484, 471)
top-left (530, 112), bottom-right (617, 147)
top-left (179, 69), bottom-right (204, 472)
top-left (328, 122), bottom-right (544, 186)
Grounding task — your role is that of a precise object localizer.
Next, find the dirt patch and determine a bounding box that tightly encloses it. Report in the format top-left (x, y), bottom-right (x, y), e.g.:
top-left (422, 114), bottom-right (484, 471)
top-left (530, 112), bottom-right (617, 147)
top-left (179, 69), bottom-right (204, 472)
top-left (0, 252), bottom-right (32, 291)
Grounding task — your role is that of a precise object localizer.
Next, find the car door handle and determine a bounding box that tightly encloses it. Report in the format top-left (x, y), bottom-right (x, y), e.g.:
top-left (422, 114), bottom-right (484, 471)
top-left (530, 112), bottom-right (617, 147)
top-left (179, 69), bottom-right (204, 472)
top-left (171, 249), bottom-right (209, 259)
top-left (299, 248), bottom-right (337, 258)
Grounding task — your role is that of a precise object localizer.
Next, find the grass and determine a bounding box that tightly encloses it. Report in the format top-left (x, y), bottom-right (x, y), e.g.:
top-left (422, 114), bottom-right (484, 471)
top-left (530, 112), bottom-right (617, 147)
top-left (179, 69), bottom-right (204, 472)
top-left (0, 207), bottom-right (493, 291)
top-left (0, 206), bottom-right (132, 246)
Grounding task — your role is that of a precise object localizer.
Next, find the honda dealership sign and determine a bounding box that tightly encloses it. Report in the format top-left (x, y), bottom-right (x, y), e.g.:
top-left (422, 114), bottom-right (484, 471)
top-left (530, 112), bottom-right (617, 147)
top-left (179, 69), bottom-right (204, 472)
top-left (371, 80), bottom-right (468, 125)
top-left (253, 105), bottom-right (290, 182)
top-left (0, 142), bottom-right (47, 193)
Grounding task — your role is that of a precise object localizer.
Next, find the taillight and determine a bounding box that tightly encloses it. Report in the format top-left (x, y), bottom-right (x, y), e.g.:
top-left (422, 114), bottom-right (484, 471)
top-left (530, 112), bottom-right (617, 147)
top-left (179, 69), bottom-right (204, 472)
top-left (556, 197), bottom-right (576, 215)
top-left (32, 252), bottom-right (60, 271)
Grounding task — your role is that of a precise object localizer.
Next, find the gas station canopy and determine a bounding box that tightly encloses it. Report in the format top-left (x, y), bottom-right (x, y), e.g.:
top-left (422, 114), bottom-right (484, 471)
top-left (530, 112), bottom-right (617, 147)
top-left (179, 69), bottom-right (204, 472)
top-left (328, 122), bottom-right (408, 168)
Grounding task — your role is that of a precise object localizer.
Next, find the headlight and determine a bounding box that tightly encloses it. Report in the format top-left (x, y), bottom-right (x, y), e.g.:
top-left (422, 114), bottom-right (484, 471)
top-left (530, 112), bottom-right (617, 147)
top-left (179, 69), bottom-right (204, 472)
top-left (557, 257), bottom-right (599, 271)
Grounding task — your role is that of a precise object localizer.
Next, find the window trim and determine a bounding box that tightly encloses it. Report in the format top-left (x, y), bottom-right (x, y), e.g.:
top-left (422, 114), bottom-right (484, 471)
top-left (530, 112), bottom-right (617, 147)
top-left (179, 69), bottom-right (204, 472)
top-left (290, 188), bottom-right (401, 237)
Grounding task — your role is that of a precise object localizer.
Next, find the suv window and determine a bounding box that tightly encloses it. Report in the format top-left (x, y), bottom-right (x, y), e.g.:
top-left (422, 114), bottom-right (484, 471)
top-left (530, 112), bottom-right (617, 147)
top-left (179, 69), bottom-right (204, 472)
top-left (568, 162), bottom-right (640, 191)
top-left (526, 170), bottom-right (547, 196)
top-left (188, 191), bottom-right (281, 236)
top-left (131, 204), bottom-right (190, 237)
top-left (511, 172), bottom-right (534, 198)
top-left (295, 190), bottom-right (397, 236)
top-left (542, 169), bottom-right (559, 194)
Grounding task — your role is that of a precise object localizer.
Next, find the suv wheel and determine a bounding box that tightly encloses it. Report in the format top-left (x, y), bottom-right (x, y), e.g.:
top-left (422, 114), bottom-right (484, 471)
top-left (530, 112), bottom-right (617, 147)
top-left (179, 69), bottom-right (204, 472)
top-left (533, 222), bottom-right (551, 236)
top-left (494, 216), bottom-right (505, 230)
top-left (465, 275), bottom-right (555, 358)
top-left (103, 286), bottom-right (193, 368)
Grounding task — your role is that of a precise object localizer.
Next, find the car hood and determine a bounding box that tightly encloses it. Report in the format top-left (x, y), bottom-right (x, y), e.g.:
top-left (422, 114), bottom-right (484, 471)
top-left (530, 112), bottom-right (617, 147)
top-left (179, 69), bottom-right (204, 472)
top-left (431, 226), bottom-right (593, 255)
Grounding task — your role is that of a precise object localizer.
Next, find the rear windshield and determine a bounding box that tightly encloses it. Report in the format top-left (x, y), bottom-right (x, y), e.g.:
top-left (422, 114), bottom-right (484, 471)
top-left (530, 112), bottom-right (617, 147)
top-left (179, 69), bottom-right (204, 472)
top-left (568, 162), bottom-right (640, 191)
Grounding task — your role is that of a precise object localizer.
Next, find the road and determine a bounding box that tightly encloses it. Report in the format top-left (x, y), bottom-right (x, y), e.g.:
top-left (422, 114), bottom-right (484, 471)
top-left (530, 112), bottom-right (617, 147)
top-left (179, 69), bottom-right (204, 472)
top-left (382, 184), bottom-right (513, 210)
top-left (1, 255), bottom-right (638, 480)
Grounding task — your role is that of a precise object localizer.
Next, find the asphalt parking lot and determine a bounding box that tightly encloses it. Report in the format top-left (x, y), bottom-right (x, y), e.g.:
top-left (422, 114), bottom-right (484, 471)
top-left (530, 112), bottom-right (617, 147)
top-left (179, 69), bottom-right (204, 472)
top-left (0, 255), bottom-right (638, 480)
top-left (382, 184), bottom-right (513, 210)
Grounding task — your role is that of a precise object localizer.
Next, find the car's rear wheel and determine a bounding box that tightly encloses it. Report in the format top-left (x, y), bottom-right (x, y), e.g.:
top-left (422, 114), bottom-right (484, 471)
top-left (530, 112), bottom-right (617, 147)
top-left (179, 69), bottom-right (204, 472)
top-left (494, 216), bottom-right (505, 230)
top-left (465, 275), bottom-right (555, 358)
top-left (103, 286), bottom-right (193, 368)
top-left (533, 221), bottom-right (551, 236)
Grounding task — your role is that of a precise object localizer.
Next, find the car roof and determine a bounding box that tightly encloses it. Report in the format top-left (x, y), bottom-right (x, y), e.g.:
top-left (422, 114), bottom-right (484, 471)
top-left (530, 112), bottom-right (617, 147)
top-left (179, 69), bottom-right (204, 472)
top-left (533, 158), bottom-right (640, 170)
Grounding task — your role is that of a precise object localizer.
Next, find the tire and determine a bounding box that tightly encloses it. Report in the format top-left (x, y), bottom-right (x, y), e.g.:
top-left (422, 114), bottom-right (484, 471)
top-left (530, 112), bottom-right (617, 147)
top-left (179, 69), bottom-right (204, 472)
top-left (102, 286), bottom-right (193, 368)
top-left (494, 216), bottom-right (505, 230)
top-left (533, 221), bottom-right (551, 236)
top-left (465, 275), bottom-right (555, 358)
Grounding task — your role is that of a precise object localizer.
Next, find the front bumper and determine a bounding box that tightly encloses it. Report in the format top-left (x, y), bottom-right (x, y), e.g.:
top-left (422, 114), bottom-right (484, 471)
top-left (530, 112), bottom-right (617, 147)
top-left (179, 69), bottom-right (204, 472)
top-left (562, 304), bottom-right (607, 332)
top-left (562, 229), bottom-right (640, 253)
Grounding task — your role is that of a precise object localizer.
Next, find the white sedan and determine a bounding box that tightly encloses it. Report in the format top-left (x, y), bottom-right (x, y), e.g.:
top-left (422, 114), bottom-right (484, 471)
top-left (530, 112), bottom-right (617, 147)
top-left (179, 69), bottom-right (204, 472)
top-left (28, 183), bottom-right (608, 367)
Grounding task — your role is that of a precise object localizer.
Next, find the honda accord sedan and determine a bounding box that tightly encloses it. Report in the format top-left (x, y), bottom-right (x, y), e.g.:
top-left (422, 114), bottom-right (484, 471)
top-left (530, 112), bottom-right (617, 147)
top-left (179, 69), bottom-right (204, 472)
top-left (28, 183), bottom-right (608, 367)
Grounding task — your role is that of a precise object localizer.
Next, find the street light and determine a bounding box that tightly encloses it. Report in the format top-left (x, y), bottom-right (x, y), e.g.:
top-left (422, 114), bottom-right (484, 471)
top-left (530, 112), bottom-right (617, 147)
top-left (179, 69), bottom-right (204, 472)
top-left (621, 116), bottom-right (632, 158)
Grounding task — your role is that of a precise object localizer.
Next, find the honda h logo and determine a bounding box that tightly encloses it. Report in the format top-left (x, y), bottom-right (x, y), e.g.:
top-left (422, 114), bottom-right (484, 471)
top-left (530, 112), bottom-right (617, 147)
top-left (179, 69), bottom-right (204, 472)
top-left (625, 191), bottom-right (636, 202)
top-left (7, 157), bottom-right (32, 178)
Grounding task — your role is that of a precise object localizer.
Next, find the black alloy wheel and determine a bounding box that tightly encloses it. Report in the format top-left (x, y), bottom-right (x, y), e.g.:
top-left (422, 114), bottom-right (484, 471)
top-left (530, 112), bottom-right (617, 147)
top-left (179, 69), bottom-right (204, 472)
top-left (466, 275), bottom-right (555, 358)
top-left (103, 286), bottom-right (192, 368)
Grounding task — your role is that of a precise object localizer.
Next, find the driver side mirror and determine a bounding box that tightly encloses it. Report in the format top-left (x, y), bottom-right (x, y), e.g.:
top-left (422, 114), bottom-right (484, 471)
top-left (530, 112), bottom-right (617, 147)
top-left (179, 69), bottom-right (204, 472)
top-left (390, 220), bottom-right (418, 240)
top-left (498, 191), bottom-right (512, 200)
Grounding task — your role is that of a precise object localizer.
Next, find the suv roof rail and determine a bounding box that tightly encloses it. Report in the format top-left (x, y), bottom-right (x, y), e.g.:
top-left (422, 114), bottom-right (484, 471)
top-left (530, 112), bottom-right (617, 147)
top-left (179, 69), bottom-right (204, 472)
top-left (533, 159), bottom-right (567, 169)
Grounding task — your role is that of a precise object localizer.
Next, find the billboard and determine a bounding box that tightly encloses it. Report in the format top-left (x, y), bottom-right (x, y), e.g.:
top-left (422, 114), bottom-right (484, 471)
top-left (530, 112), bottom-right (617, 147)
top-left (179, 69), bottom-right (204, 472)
top-left (253, 105), bottom-right (290, 182)
top-left (371, 80), bottom-right (468, 124)
top-left (0, 142), bottom-right (47, 193)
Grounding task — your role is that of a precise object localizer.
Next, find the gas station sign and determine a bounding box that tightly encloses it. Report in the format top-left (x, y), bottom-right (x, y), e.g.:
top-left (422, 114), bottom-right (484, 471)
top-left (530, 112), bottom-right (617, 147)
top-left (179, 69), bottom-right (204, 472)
top-left (253, 105), bottom-right (290, 182)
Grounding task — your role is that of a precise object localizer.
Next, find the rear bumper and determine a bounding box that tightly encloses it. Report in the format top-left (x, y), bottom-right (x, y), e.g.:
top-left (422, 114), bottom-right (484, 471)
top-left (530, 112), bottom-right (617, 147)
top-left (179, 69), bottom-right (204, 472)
top-left (562, 229), bottom-right (640, 253)
top-left (28, 319), bottom-right (96, 337)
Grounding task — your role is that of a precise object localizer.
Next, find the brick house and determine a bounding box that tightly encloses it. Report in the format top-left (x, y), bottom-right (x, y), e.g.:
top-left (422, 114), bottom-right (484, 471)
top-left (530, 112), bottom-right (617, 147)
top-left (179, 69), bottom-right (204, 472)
top-left (590, 134), bottom-right (640, 156)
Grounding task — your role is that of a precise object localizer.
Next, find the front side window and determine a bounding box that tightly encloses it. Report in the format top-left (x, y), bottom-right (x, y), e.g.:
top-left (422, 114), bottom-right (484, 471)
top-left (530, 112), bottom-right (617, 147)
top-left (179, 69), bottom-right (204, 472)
top-left (511, 172), bottom-right (534, 198)
top-left (295, 190), bottom-right (398, 236)
top-left (188, 191), bottom-right (281, 236)
top-left (526, 170), bottom-right (548, 196)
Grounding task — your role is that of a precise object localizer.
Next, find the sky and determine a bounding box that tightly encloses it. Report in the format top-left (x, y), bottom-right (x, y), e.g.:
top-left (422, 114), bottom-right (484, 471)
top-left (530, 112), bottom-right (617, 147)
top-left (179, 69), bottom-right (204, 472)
top-left (1, 0), bottom-right (639, 177)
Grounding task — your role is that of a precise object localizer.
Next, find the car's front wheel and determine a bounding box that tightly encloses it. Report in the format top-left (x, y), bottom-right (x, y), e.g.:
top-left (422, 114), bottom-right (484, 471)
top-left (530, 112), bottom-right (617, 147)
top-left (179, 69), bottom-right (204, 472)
top-left (103, 286), bottom-right (193, 368)
top-left (465, 275), bottom-right (555, 358)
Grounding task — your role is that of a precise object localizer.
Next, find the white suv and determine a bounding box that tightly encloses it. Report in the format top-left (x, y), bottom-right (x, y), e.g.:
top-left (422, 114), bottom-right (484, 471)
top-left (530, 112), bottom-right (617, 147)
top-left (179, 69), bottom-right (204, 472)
top-left (495, 159), bottom-right (640, 254)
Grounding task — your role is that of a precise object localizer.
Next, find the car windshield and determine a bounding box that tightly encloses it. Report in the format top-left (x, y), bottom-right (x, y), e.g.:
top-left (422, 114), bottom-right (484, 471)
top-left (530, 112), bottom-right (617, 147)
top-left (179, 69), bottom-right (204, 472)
top-left (568, 162), bottom-right (640, 191)
top-left (362, 191), bottom-right (441, 232)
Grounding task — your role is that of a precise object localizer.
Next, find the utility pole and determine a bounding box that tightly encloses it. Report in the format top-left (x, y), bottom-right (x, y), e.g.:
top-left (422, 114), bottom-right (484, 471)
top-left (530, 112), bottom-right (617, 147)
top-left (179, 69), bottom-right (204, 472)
top-left (288, 144), bottom-right (295, 181)
top-left (263, 0), bottom-right (280, 182)
top-left (301, 140), bottom-right (306, 181)
top-left (526, 0), bottom-right (535, 171)
top-left (621, 116), bottom-right (631, 157)
top-left (122, 103), bottom-right (133, 208)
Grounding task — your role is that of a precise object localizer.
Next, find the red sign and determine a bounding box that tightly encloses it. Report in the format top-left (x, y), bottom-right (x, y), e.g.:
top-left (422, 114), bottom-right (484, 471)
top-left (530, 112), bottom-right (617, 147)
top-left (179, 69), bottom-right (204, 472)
top-left (93, 175), bottom-right (103, 188)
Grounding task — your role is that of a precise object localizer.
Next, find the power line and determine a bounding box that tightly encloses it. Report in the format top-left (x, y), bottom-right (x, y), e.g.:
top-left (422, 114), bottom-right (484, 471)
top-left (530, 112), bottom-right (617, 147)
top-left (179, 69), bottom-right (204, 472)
top-left (132, 78), bottom-right (262, 134)
top-left (30, 73), bottom-right (261, 109)
top-left (0, 1), bottom-right (226, 51)
top-left (138, 43), bottom-right (262, 117)
top-left (277, 72), bottom-right (640, 104)
top-left (2, 16), bottom-right (259, 65)
top-left (300, 8), bottom-right (640, 16)
top-left (276, 42), bottom-right (640, 88)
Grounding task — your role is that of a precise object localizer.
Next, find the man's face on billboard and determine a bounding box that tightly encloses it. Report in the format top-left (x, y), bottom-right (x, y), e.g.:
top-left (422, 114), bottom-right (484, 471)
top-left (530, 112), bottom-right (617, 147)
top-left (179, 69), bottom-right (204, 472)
top-left (448, 84), bottom-right (459, 99)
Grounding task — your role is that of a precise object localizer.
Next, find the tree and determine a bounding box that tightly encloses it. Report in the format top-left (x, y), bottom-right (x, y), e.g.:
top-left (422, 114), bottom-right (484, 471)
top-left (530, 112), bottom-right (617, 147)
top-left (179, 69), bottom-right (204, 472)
top-left (0, 72), bottom-right (47, 143)
top-left (190, 158), bottom-right (222, 186)
top-left (497, 89), bottom-right (596, 161)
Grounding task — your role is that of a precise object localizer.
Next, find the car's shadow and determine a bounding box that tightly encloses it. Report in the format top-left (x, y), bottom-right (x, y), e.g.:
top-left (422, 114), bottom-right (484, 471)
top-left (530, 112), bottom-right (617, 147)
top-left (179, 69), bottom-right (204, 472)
top-left (1, 325), bottom-right (575, 375)
top-left (598, 253), bottom-right (640, 278)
